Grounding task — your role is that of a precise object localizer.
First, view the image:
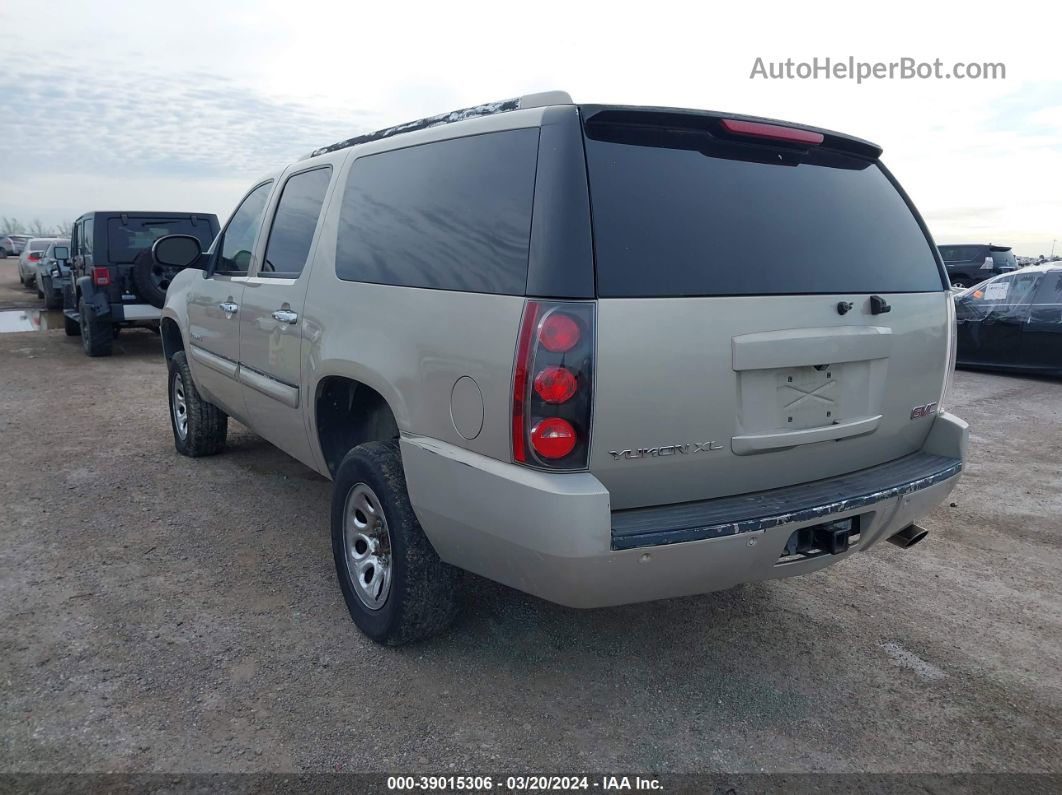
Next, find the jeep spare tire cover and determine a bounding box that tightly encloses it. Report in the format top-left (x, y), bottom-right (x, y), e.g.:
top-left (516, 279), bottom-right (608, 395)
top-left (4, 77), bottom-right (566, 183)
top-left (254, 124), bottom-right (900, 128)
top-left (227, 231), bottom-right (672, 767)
top-left (132, 250), bottom-right (179, 309)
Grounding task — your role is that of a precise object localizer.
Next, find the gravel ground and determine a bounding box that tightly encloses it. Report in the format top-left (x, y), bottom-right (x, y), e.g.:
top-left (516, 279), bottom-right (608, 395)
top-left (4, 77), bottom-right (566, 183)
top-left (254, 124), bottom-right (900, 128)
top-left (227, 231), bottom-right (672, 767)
top-left (0, 255), bottom-right (1059, 775)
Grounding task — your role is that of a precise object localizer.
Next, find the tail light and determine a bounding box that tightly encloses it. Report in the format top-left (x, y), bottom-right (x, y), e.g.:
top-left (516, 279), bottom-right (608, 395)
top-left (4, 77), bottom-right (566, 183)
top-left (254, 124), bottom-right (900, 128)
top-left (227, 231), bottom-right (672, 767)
top-left (720, 118), bottom-right (824, 145)
top-left (91, 267), bottom-right (112, 287)
top-left (512, 300), bottom-right (594, 470)
top-left (939, 293), bottom-right (957, 414)
top-left (28, 252), bottom-right (41, 262)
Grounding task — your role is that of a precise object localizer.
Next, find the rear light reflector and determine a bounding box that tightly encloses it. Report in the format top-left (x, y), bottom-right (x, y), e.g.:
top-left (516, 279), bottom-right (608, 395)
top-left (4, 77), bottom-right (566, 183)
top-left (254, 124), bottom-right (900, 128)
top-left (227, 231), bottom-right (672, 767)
top-left (511, 302), bottom-right (541, 463)
top-left (538, 311), bottom-right (580, 352)
top-left (29, 253), bottom-right (41, 261)
top-left (530, 418), bottom-right (577, 459)
top-left (533, 366), bottom-right (577, 404)
top-left (91, 267), bottom-right (111, 287)
top-left (720, 118), bottom-right (824, 145)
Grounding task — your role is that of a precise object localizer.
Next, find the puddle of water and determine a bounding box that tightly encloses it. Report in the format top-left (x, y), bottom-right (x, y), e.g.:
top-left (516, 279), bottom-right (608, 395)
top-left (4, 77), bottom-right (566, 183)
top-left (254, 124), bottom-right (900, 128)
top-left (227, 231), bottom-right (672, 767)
top-left (0, 309), bottom-right (66, 333)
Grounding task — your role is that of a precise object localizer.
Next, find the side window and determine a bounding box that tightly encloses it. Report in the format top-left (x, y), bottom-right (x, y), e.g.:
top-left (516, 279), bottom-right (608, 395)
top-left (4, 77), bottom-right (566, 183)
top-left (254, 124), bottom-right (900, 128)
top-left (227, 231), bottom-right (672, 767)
top-left (82, 219), bottom-right (93, 256)
top-left (218, 182), bottom-right (272, 275)
top-left (335, 128), bottom-right (540, 295)
top-left (1032, 272), bottom-right (1062, 306)
top-left (959, 273), bottom-right (1040, 320)
top-left (260, 167), bottom-right (332, 277)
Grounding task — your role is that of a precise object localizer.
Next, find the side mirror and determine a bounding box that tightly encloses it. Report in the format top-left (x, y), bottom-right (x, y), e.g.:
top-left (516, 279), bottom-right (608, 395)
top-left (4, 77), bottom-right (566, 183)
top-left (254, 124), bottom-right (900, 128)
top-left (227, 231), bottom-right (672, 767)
top-left (52, 245), bottom-right (69, 260)
top-left (152, 234), bottom-right (202, 269)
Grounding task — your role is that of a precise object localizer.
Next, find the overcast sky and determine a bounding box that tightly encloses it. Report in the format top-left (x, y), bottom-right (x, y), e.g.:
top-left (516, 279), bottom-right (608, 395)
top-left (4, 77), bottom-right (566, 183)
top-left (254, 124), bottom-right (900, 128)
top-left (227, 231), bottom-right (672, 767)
top-left (1, 0), bottom-right (1059, 256)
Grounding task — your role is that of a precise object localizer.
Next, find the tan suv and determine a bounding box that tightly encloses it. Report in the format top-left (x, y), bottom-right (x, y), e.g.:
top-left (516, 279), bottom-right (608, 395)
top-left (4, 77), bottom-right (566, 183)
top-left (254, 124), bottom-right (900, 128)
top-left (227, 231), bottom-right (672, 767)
top-left (153, 91), bottom-right (967, 645)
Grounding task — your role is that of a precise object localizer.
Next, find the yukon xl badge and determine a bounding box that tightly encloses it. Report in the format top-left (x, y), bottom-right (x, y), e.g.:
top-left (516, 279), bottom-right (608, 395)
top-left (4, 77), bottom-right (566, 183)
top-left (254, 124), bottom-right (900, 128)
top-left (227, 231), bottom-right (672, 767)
top-left (609, 441), bottom-right (723, 461)
top-left (910, 402), bottom-right (938, 420)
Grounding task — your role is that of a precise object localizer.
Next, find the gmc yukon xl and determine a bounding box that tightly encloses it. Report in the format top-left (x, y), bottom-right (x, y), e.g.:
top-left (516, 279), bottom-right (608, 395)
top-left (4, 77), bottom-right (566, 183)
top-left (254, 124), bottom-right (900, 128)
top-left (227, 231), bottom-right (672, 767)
top-left (152, 92), bottom-right (967, 645)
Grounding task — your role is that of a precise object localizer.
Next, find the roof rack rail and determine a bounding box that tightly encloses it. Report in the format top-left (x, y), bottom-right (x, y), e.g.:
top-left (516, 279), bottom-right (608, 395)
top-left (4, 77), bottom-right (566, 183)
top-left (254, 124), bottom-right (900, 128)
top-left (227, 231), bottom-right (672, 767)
top-left (302, 90), bottom-right (572, 160)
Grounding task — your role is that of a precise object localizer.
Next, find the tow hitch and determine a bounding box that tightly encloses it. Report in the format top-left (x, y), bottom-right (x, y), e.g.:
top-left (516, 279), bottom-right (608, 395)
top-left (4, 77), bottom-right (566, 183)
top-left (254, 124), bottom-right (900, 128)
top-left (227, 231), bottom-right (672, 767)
top-left (779, 516), bottom-right (859, 563)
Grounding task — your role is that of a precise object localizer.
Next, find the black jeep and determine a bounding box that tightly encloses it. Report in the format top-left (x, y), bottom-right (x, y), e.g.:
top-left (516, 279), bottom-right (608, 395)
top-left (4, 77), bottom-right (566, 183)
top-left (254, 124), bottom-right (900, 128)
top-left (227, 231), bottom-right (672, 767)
top-left (63, 211), bottom-right (220, 356)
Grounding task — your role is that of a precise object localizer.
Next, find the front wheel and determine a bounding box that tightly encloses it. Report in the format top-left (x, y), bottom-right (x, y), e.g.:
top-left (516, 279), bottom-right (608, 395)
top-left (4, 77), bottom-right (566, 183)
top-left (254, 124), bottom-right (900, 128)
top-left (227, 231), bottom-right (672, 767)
top-left (331, 441), bottom-right (460, 645)
top-left (951, 277), bottom-right (974, 289)
top-left (43, 278), bottom-right (62, 309)
top-left (167, 351), bottom-right (228, 456)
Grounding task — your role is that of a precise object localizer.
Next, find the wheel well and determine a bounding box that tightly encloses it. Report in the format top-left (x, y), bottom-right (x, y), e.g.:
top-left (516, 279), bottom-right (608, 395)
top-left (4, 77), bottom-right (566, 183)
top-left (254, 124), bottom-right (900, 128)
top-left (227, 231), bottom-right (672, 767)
top-left (315, 377), bottom-right (399, 476)
top-left (160, 318), bottom-right (184, 360)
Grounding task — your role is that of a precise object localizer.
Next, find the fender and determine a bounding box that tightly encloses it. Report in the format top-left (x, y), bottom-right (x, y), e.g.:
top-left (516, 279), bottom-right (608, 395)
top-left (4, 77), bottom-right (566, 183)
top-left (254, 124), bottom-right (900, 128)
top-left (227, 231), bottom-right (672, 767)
top-left (76, 276), bottom-right (110, 317)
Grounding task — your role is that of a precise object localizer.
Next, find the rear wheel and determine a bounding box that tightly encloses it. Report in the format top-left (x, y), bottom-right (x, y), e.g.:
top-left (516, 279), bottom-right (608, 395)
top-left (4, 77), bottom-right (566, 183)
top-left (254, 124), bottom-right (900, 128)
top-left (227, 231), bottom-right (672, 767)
top-left (79, 298), bottom-right (113, 357)
top-left (167, 351), bottom-right (228, 456)
top-left (331, 441), bottom-right (460, 645)
top-left (951, 277), bottom-right (974, 289)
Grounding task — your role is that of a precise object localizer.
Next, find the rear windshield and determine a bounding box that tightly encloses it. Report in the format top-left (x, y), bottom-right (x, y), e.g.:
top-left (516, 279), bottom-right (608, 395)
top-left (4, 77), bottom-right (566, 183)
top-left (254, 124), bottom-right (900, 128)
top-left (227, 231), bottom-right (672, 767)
top-left (28, 239), bottom-right (51, 252)
top-left (106, 217), bottom-right (215, 264)
top-left (990, 249), bottom-right (1016, 268)
top-left (583, 123), bottom-right (944, 297)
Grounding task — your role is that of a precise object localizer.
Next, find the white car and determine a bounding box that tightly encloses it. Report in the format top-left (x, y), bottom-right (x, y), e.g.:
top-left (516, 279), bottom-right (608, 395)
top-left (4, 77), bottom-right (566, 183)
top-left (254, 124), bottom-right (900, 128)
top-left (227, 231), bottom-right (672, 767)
top-left (17, 238), bottom-right (62, 288)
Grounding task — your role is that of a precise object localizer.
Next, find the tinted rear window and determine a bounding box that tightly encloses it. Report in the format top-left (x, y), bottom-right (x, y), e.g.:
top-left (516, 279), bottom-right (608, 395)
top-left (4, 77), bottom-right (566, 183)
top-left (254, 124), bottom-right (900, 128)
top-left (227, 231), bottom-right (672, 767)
top-left (335, 129), bottom-right (539, 295)
top-left (990, 249), bottom-right (1016, 268)
top-left (584, 125), bottom-right (944, 297)
top-left (106, 217), bottom-right (215, 264)
top-left (939, 245), bottom-right (987, 263)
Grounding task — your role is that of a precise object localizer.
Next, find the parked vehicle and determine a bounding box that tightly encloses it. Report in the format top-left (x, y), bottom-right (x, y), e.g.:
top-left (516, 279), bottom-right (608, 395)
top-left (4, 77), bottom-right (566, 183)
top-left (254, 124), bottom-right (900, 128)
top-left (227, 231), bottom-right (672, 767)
top-left (954, 264), bottom-right (1062, 376)
top-left (35, 239), bottom-right (71, 309)
top-left (63, 211), bottom-right (220, 356)
top-left (18, 238), bottom-right (61, 287)
top-left (938, 244), bottom-right (1018, 288)
top-left (1, 234), bottom-right (30, 257)
top-left (154, 91), bottom-right (968, 645)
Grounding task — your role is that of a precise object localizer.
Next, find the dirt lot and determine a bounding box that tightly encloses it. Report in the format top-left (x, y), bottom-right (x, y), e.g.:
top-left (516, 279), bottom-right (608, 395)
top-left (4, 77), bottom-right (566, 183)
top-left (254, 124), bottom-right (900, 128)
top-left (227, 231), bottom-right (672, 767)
top-left (0, 254), bottom-right (1060, 775)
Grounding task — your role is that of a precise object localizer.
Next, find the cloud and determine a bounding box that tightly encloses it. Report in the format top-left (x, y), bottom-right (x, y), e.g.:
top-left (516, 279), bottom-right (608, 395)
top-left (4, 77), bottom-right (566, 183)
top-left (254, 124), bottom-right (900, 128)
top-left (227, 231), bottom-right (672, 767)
top-left (0, 65), bottom-right (379, 182)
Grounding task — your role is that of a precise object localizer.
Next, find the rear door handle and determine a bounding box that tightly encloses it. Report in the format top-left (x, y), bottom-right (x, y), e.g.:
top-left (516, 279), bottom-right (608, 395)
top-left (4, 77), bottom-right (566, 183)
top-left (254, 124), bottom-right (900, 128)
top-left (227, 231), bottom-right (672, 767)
top-left (218, 302), bottom-right (238, 315)
top-left (272, 309), bottom-right (299, 324)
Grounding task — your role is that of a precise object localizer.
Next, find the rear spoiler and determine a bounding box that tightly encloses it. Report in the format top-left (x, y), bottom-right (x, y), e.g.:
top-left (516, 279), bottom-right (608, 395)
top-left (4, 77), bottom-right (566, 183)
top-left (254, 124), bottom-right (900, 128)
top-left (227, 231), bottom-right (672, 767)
top-left (580, 105), bottom-right (883, 160)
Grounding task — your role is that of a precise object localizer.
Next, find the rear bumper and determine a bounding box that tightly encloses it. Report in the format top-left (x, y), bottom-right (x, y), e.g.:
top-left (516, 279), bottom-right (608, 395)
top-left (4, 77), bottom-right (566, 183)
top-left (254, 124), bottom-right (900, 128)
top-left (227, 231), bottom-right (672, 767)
top-left (402, 412), bottom-right (968, 608)
top-left (111, 304), bottom-right (161, 321)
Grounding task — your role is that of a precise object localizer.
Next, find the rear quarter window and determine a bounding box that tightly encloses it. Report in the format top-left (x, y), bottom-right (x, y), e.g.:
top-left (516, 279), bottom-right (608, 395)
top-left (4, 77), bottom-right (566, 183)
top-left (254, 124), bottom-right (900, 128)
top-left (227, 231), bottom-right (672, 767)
top-left (939, 245), bottom-right (987, 263)
top-left (583, 125), bottom-right (944, 297)
top-left (335, 129), bottom-right (539, 295)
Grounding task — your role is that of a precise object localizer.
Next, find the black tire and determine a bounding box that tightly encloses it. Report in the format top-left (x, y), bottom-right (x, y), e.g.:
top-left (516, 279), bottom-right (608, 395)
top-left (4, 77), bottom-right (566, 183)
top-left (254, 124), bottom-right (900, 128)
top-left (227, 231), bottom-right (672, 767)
top-left (331, 441), bottom-right (460, 645)
top-left (41, 275), bottom-right (60, 307)
top-left (64, 313), bottom-right (80, 336)
top-left (132, 250), bottom-right (175, 309)
top-left (79, 297), bottom-right (113, 357)
top-left (951, 277), bottom-right (974, 289)
top-left (167, 351), bottom-right (228, 456)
